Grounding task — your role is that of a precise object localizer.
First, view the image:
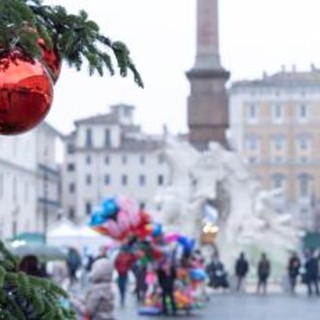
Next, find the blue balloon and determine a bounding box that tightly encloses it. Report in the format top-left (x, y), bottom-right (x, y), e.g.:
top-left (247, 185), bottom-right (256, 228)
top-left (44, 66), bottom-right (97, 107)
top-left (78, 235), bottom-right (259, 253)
top-left (101, 198), bottom-right (118, 217)
top-left (89, 208), bottom-right (106, 226)
top-left (190, 268), bottom-right (207, 281)
top-left (152, 223), bottom-right (163, 237)
top-left (177, 236), bottom-right (195, 251)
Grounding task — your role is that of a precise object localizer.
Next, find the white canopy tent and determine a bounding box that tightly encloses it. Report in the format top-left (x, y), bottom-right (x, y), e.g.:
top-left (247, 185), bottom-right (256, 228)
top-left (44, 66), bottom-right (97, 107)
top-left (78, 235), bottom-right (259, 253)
top-left (47, 220), bottom-right (80, 249)
top-left (77, 225), bottom-right (112, 255)
top-left (47, 220), bottom-right (111, 255)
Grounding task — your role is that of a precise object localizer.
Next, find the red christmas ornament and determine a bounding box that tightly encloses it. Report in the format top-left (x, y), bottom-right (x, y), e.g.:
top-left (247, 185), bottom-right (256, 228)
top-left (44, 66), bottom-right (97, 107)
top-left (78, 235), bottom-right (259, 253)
top-left (0, 51), bottom-right (54, 135)
top-left (37, 39), bottom-right (62, 83)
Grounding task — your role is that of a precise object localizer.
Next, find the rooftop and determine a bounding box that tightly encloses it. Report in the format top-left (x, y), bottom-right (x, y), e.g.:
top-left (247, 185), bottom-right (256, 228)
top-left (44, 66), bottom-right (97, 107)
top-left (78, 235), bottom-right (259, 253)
top-left (231, 65), bottom-right (320, 89)
top-left (74, 113), bottom-right (118, 126)
top-left (74, 103), bottom-right (135, 126)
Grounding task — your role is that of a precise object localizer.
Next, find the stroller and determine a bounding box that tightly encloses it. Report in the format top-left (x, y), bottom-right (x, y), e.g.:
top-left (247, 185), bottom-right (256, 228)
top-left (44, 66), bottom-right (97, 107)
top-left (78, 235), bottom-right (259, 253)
top-left (207, 261), bottom-right (229, 289)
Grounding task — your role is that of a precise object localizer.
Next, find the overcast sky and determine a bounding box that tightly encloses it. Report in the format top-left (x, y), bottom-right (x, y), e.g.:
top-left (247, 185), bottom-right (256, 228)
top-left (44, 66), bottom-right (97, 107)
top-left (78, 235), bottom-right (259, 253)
top-left (44, 0), bottom-right (320, 135)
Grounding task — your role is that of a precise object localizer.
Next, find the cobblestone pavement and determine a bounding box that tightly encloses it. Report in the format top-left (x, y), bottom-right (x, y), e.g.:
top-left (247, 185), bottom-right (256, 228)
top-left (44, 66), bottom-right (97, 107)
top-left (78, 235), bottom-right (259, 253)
top-left (115, 293), bottom-right (320, 320)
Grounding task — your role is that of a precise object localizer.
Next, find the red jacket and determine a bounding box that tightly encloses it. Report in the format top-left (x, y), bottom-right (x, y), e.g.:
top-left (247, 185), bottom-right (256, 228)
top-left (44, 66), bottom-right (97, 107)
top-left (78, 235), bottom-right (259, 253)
top-left (115, 251), bottom-right (136, 274)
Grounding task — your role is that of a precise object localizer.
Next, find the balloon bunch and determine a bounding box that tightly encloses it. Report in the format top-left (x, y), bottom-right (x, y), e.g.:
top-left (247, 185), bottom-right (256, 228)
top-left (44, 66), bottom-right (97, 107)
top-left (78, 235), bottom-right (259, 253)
top-left (164, 233), bottom-right (195, 257)
top-left (89, 196), bottom-right (162, 242)
top-left (174, 289), bottom-right (193, 311)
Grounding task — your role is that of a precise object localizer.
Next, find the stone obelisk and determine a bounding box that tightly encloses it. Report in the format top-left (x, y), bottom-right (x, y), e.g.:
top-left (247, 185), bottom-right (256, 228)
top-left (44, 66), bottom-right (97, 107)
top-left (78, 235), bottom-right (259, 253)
top-left (186, 0), bottom-right (230, 150)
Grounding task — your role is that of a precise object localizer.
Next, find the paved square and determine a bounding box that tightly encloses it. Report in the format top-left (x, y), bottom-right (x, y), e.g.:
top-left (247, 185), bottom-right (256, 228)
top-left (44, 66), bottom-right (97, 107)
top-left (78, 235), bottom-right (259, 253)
top-left (115, 293), bottom-right (320, 320)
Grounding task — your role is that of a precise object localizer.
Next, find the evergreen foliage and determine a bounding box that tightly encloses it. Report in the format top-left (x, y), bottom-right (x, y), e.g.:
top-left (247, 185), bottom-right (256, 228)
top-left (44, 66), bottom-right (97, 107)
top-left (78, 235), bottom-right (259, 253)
top-left (0, 0), bottom-right (143, 87)
top-left (0, 241), bottom-right (76, 319)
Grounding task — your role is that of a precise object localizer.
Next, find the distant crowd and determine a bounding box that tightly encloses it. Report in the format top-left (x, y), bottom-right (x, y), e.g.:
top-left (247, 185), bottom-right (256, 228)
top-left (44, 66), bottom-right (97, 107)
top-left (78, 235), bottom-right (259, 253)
top-left (206, 250), bottom-right (320, 296)
top-left (15, 246), bottom-right (320, 319)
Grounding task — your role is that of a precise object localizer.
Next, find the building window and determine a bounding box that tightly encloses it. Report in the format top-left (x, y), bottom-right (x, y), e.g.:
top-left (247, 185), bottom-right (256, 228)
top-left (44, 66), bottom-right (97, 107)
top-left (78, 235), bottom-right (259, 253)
top-left (139, 202), bottom-right (146, 210)
top-left (297, 135), bottom-right (311, 150)
top-left (140, 155), bottom-right (145, 164)
top-left (69, 183), bottom-right (75, 193)
top-left (158, 175), bottom-right (164, 186)
top-left (297, 104), bottom-right (308, 121)
top-left (85, 202), bottom-right (92, 215)
top-left (122, 155), bottom-right (128, 165)
top-left (68, 207), bottom-right (75, 220)
top-left (273, 136), bottom-right (285, 150)
top-left (105, 129), bottom-right (111, 147)
top-left (85, 128), bottom-right (93, 147)
top-left (86, 155), bottom-right (91, 165)
top-left (298, 174), bottom-right (311, 198)
top-left (272, 104), bottom-right (283, 122)
top-left (272, 174), bottom-right (285, 190)
top-left (105, 156), bottom-right (110, 165)
top-left (123, 108), bottom-right (131, 117)
top-left (104, 174), bottom-right (111, 185)
top-left (246, 104), bottom-right (258, 121)
top-left (139, 175), bottom-right (146, 186)
top-left (245, 135), bottom-right (259, 151)
top-left (67, 163), bottom-right (75, 172)
top-left (248, 157), bottom-right (257, 164)
top-left (121, 175), bottom-right (128, 186)
top-left (273, 156), bottom-right (284, 164)
top-left (298, 156), bottom-right (308, 163)
top-left (86, 174), bottom-right (92, 185)
top-left (67, 143), bottom-right (75, 154)
top-left (275, 140), bottom-right (284, 150)
top-left (158, 154), bottom-right (165, 164)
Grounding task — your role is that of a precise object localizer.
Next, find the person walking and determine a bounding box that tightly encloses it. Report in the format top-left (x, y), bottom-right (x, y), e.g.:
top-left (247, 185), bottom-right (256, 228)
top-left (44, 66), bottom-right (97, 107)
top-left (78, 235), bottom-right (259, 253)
top-left (257, 253), bottom-right (271, 294)
top-left (66, 248), bottom-right (81, 286)
top-left (304, 250), bottom-right (320, 296)
top-left (114, 247), bottom-right (136, 306)
top-left (132, 261), bottom-right (147, 303)
top-left (157, 259), bottom-right (177, 316)
top-left (287, 252), bottom-right (301, 294)
top-left (84, 258), bottom-right (115, 320)
top-left (235, 252), bottom-right (249, 292)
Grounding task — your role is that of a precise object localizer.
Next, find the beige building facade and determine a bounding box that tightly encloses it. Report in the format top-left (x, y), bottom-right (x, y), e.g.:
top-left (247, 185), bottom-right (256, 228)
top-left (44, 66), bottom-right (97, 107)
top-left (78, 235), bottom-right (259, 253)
top-left (229, 67), bottom-right (320, 231)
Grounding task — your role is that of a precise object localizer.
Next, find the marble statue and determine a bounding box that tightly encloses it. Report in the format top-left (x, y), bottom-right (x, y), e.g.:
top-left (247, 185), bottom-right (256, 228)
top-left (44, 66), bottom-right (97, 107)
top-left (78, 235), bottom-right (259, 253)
top-left (153, 136), bottom-right (303, 275)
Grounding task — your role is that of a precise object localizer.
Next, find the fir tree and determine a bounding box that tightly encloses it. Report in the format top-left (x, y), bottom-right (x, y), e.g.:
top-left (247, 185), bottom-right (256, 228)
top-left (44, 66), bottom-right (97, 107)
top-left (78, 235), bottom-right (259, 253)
top-left (0, 0), bottom-right (144, 317)
top-left (0, 241), bottom-right (76, 319)
top-left (0, 0), bottom-right (143, 87)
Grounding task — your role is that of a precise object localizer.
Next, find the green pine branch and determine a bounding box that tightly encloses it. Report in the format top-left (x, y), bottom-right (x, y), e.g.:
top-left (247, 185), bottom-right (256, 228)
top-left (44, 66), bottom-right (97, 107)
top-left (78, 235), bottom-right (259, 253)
top-left (0, 0), bottom-right (144, 87)
top-left (0, 241), bottom-right (76, 320)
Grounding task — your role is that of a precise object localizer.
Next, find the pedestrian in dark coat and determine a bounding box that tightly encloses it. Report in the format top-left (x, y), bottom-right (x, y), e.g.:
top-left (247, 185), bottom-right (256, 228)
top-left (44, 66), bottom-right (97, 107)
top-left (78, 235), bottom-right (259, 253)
top-left (304, 251), bottom-right (320, 296)
top-left (287, 252), bottom-right (301, 294)
top-left (132, 262), bottom-right (147, 303)
top-left (235, 252), bottom-right (249, 292)
top-left (257, 253), bottom-right (271, 294)
top-left (157, 260), bottom-right (177, 315)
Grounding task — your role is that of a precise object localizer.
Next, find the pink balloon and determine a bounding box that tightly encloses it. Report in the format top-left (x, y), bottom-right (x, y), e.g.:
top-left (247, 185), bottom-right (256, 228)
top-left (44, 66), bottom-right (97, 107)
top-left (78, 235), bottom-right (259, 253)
top-left (107, 220), bottom-right (121, 238)
top-left (121, 207), bottom-right (140, 228)
top-left (116, 195), bottom-right (138, 214)
top-left (164, 233), bottom-right (180, 243)
top-left (117, 211), bottom-right (131, 233)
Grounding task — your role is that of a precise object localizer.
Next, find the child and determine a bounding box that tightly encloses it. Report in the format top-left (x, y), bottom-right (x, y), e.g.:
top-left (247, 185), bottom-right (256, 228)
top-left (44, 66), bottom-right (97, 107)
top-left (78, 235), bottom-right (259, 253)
top-left (85, 258), bottom-right (115, 320)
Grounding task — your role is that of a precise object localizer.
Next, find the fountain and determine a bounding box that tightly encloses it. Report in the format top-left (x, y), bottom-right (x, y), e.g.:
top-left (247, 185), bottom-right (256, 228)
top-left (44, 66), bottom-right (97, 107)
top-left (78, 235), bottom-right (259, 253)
top-left (153, 136), bottom-right (303, 276)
